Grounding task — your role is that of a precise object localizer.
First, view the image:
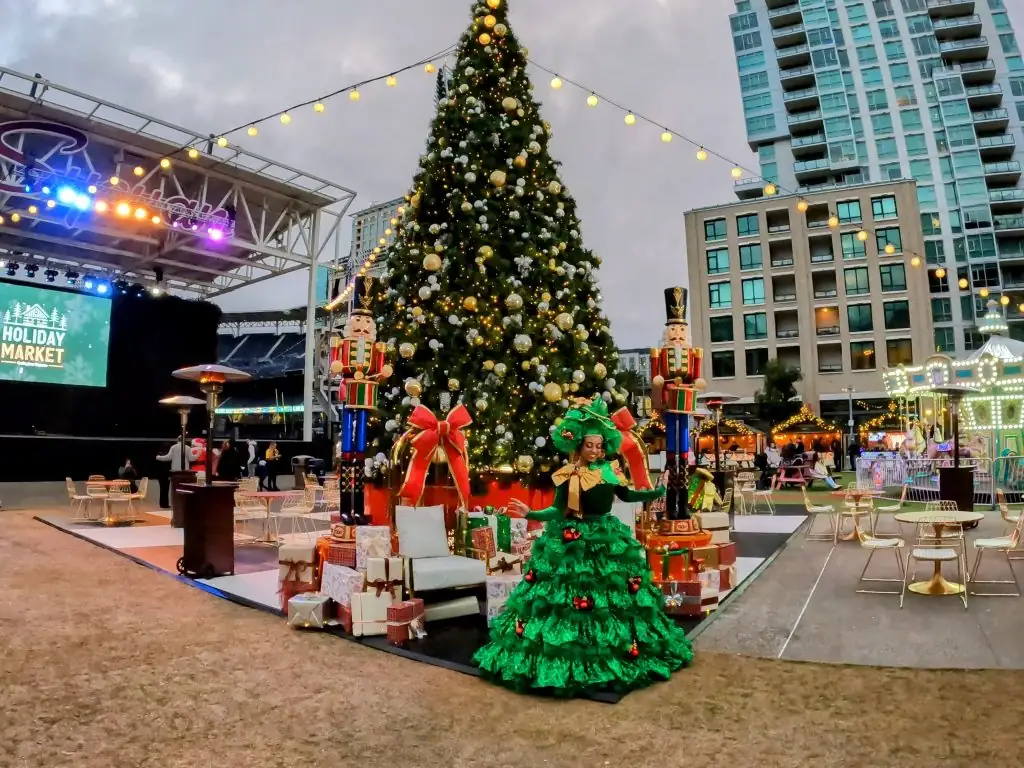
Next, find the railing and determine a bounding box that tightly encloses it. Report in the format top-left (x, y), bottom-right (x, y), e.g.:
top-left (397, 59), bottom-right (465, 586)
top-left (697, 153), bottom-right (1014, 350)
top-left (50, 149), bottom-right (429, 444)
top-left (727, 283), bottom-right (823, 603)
top-left (792, 132), bottom-right (827, 148)
top-left (816, 326), bottom-right (841, 336)
top-left (972, 108), bottom-right (1008, 122)
top-left (780, 65), bottom-right (814, 79)
top-left (809, 254), bottom-right (835, 263)
top-left (818, 363), bottom-right (843, 372)
top-left (776, 329), bottom-right (799, 338)
top-left (774, 293), bottom-right (798, 302)
top-left (991, 189), bottom-right (1024, 203)
top-left (933, 14), bottom-right (981, 30)
top-left (978, 135), bottom-right (1015, 149)
top-left (733, 175), bottom-right (764, 188)
top-left (855, 454), bottom-right (994, 507)
top-left (940, 37), bottom-right (987, 53)
top-left (958, 60), bottom-right (993, 73)
top-left (995, 215), bottom-right (1024, 231)
top-left (771, 257), bottom-right (795, 267)
top-left (794, 157), bottom-right (830, 172)
top-left (984, 161), bottom-right (1021, 175)
top-left (772, 23), bottom-right (805, 37)
top-left (776, 44), bottom-right (810, 59)
top-left (783, 86), bottom-right (818, 102)
top-left (928, 0), bottom-right (975, 7)
top-left (966, 84), bottom-right (1001, 98)
top-left (768, 224), bottom-right (792, 234)
top-left (807, 219), bottom-right (832, 229)
top-left (787, 109), bottom-right (822, 125)
top-left (768, 3), bottom-right (801, 17)
top-left (813, 289), bottom-right (838, 298)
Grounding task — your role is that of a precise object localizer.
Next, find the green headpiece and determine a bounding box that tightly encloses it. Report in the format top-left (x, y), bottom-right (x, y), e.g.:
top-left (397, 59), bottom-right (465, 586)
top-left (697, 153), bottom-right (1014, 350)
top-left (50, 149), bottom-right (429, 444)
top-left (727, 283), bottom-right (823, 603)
top-left (551, 396), bottom-right (622, 456)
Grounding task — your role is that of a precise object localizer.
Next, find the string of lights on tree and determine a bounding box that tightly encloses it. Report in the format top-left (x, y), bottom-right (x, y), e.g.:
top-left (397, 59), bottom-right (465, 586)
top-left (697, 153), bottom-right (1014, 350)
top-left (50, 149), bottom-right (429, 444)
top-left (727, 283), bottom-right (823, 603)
top-left (8, 40), bottom-right (1012, 314)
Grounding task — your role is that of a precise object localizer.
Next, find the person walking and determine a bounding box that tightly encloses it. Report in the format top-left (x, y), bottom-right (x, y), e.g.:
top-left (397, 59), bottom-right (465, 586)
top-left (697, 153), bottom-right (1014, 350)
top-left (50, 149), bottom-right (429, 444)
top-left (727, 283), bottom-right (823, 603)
top-left (265, 441), bottom-right (281, 491)
top-left (155, 437), bottom-right (191, 508)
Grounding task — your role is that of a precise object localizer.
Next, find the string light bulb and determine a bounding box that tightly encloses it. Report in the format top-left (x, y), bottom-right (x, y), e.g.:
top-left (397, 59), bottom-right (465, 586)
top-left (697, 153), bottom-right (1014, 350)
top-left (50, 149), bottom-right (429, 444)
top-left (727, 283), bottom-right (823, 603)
top-left (159, 158), bottom-right (171, 170)
top-left (425, 63), bottom-right (437, 74)
top-left (187, 149), bottom-right (199, 160)
top-left (731, 167), bottom-right (743, 179)
top-left (910, 256), bottom-right (921, 267)
top-left (280, 112), bottom-right (292, 124)
top-left (624, 113), bottom-right (636, 125)
top-left (797, 200), bottom-right (809, 213)
top-left (10, 213), bottom-right (19, 223)
top-left (551, 77), bottom-right (563, 90)
top-left (959, 278), bottom-right (969, 289)
top-left (386, 75), bottom-right (397, 87)
top-left (884, 243), bottom-right (896, 255)
top-left (764, 183), bottom-right (777, 196)
top-left (935, 268), bottom-right (947, 279)
top-left (134, 166), bottom-right (145, 177)
top-left (1001, 295), bottom-right (1010, 306)
top-left (27, 205), bottom-right (38, 214)
top-left (349, 89), bottom-right (361, 101)
top-left (696, 147), bottom-right (708, 161)
top-left (248, 126), bottom-right (259, 136)
top-left (856, 230), bottom-right (869, 241)
top-left (980, 288), bottom-right (990, 298)
top-left (216, 137), bottom-right (228, 148)
top-left (827, 215), bottom-right (839, 228)
top-left (660, 129), bottom-right (671, 141)
top-left (586, 93), bottom-right (599, 107)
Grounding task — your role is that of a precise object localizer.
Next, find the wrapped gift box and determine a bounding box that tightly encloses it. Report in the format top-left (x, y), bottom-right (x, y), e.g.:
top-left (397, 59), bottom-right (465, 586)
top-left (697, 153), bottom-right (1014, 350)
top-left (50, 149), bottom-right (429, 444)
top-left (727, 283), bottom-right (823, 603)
top-left (350, 590), bottom-right (392, 637)
top-left (461, 513), bottom-right (491, 556)
top-left (700, 511), bottom-right (731, 544)
top-left (326, 540), bottom-right (357, 569)
top-left (330, 524), bottom-right (357, 542)
top-left (511, 540), bottom-right (532, 559)
top-left (320, 563), bottom-right (364, 607)
top-left (355, 526), bottom-right (391, 571)
top-left (287, 592), bottom-right (330, 629)
top-left (471, 526), bottom-right (497, 560)
top-left (691, 544), bottom-right (720, 570)
top-left (486, 573), bottom-right (524, 626)
top-left (699, 568), bottom-right (721, 592)
top-left (364, 556), bottom-right (404, 601)
top-left (717, 541), bottom-right (737, 567)
top-left (279, 540), bottom-right (317, 588)
top-left (336, 602), bottom-right (352, 633)
top-left (488, 554), bottom-right (524, 575)
top-left (647, 547), bottom-right (691, 582)
top-left (386, 598), bottom-right (426, 646)
top-left (719, 564), bottom-right (736, 591)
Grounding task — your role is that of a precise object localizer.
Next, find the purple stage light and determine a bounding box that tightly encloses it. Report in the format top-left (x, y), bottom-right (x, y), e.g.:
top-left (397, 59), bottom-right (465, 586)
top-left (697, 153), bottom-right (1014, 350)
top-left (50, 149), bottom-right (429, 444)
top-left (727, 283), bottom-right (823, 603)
top-left (208, 227), bottom-right (223, 241)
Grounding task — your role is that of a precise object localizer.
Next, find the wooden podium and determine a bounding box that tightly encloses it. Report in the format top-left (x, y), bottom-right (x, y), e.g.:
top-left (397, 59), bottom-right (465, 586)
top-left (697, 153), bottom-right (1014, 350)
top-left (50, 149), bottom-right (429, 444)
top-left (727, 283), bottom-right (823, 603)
top-left (175, 482), bottom-right (236, 579)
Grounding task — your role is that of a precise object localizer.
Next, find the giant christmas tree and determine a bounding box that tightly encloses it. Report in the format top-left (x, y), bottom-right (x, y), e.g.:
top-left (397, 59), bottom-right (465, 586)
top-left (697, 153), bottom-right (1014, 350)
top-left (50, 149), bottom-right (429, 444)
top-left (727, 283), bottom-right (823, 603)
top-left (377, 0), bottom-right (626, 473)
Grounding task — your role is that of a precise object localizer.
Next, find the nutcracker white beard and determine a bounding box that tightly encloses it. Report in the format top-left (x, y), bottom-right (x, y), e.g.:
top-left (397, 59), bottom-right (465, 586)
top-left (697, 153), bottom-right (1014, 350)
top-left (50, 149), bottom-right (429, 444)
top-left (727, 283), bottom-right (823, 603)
top-left (663, 323), bottom-right (689, 347)
top-left (344, 314), bottom-right (377, 342)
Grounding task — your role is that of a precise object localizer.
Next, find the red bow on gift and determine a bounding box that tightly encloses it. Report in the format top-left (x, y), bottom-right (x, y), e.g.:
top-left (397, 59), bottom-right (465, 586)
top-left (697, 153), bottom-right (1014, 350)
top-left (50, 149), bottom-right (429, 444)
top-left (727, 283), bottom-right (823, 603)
top-left (398, 404), bottom-right (473, 506)
top-left (610, 407), bottom-right (653, 490)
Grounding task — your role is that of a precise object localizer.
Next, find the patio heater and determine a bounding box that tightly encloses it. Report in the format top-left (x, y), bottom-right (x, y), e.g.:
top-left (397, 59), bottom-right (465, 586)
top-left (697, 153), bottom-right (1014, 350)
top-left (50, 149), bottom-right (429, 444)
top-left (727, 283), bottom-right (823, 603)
top-left (698, 392), bottom-right (740, 496)
top-left (158, 395), bottom-right (206, 467)
top-left (172, 364), bottom-right (251, 485)
top-left (930, 385), bottom-right (979, 514)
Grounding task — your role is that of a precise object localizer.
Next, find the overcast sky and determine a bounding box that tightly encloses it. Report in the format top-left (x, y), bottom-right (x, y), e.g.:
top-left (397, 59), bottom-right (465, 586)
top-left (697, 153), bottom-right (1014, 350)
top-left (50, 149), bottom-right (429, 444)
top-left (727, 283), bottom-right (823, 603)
top-left (2, 0), bottom-right (1022, 347)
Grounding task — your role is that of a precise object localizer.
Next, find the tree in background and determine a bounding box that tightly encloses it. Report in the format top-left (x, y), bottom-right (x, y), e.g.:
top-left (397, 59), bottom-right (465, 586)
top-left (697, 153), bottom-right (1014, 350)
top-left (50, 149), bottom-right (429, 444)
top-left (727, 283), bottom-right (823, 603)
top-left (376, 0), bottom-right (627, 473)
top-left (754, 358), bottom-right (802, 429)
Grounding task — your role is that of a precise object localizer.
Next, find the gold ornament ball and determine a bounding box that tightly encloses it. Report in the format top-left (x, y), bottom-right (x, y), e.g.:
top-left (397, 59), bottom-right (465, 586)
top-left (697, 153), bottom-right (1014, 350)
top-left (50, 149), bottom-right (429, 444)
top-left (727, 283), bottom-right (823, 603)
top-left (594, 362), bottom-right (607, 378)
top-left (569, 382), bottom-right (579, 393)
top-left (541, 292), bottom-right (551, 302)
top-left (522, 360), bottom-right (531, 371)
top-left (487, 0), bottom-right (500, 7)
top-left (473, 335), bottom-right (484, 346)
top-left (461, 201), bottom-right (473, 212)
top-left (514, 155), bottom-right (527, 168)
top-left (380, 364), bottom-right (394, 379)
top-left (515, 455), bottom-right (535, 473)
top-left (411, 306), bottom-right (423, 317)
top-left (548, 181), bottom-right (562, 195)
top-left (575, 328), bottom-right (589, 342)
top-left (484, 14), bottom-right (497, 27)
top-left (543, 382), bottom-right (563, 402)
top-left (448, 378), bottom-right (460, 391)
top-left (399, 342), bottom-right (416, 359)
top-left (478, 245), bottom-right (494, 259)
top-left (479, 33), bottom-right (491, 45)
top-left (423, 253), bottom-right (442, 271)
top-left (547, 258), bottom-right (557, 269)
top-left (494, 362), bottom-right (507, 377)
top-left (505, 293), bottom-right (523, 310)
top-left (483, 360), bottom-right (495, 371)
top-left (555, 312), bottom-right (573, 331)
top-left (463, 296), bottom-right (478, 311)
top-left (501, 96), bottom-right (518, 112)
top-left (411, 192), bottom-right (421, 208)
top-left (404, 379), bottom-right (423, 397)
top-left (494, 23), bottom-right (507, 36)
top-left (490, 170), bottom-right (507, 187)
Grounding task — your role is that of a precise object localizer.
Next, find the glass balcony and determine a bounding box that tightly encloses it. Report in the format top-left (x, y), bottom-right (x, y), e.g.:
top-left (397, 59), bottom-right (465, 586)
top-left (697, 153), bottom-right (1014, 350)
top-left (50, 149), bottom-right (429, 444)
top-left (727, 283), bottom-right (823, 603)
top-left (978, 134), bottom-right (1016, 160)
top-left (794, 157), bottom-right (830, 178)
top-left (958, 59), bottom-right (996, 83)
top-left (779, 64), bottom-right (815, 87)
top-left (984, 161), bottom-right (1022, 182)
top-left (990, 188), bottom-right (1024, 211)
top-left (772, 23), bottom-right (807, 46)
top-left (939, 37), bottom-right (989, 61)
top-left (734, 176), bottom-right (767, 200)
top-left (995, 216), bottom-right (1024, 235)
top-left (972, 107), bottom-right (1009, 130)
top-left (776, 44), bottom-right (811, 66)
top-left (927, 0), bottom-right (976, 17)
top-left (787, 110), bottom-right (823, 132)
top-left (783, 87), bottom-right (820, 112)
top-left (932, 14), bottom-right (982, 38)
top-left (999, 240), bottom-right (1024, 262)
top-left (767, 3), bottom-right (802, 27)
top-left (966, 83), bottom-right (1002, 108)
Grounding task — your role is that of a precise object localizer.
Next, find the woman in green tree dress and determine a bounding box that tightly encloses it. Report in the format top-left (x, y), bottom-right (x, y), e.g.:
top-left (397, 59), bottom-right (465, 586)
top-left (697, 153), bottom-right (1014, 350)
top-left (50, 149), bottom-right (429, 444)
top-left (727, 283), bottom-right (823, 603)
top-left (474, 397), bottom-right (693, 697)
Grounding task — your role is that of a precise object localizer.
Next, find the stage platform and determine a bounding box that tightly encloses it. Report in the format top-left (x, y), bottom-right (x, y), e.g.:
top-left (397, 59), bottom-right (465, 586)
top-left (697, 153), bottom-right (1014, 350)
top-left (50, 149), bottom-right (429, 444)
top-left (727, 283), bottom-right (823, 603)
top-left (34, 505), bottom-right (806, 699)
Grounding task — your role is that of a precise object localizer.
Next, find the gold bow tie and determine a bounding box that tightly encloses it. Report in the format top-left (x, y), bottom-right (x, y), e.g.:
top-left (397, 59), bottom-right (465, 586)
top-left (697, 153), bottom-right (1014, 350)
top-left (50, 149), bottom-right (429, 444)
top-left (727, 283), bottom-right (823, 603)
top-left (552, 463), bottom-right (603, 518)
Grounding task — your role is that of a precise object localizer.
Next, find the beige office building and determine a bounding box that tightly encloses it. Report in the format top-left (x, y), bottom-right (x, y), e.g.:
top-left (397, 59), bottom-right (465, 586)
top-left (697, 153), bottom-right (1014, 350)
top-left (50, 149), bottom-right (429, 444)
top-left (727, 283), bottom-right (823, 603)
top-left (684, 179), bottom-right (933, 413)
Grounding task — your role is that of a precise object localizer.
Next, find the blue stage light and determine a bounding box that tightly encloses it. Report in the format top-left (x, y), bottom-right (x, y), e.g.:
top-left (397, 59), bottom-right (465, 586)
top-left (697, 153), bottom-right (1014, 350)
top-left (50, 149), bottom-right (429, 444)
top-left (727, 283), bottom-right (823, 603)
top-left (96, 283), bottom-right (109, 295)
top-left (56, 186), bottom-right (77, 205)
top-left (74, 194), bottom-right (91, 211)
top-left (83, 276), bottom-right (95, 290)
top-left (41, 186), bottom-right (51, 195)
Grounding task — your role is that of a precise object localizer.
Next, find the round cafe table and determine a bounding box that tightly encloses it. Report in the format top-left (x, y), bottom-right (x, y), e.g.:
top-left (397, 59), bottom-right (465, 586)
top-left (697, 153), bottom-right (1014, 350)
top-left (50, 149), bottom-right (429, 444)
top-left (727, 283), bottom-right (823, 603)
top-left (894, 510), bottom-right (985, 596)
top-left (830, 488), bottom-right (880, 541)
top-left (248, 490), bottom-right (294, 544)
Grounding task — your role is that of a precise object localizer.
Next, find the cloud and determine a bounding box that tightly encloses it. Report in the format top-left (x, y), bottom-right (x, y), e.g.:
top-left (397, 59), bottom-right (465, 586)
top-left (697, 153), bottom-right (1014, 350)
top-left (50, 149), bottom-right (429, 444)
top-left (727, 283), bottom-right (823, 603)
top-left (1, 0), bottom-right (1021, 347)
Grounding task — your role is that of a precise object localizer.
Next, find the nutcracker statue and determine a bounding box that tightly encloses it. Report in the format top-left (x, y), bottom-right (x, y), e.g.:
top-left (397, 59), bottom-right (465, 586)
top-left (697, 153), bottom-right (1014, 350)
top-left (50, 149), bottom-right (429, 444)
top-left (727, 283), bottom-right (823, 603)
top-left (328, 276), bottom-right (393, 523)
top-left (650, 287), bottom-right (706, 520)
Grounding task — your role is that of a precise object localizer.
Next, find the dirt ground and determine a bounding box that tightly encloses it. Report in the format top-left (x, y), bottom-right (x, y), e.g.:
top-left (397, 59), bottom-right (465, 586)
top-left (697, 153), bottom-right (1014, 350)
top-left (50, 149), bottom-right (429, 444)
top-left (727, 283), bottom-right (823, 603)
top-left (1, 511), bottom-right (1021, 768)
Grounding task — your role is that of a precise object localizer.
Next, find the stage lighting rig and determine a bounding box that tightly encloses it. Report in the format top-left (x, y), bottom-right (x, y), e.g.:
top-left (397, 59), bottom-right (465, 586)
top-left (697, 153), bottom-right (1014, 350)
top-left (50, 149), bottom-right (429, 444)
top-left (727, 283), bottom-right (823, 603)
top-left (114, 279), bottom-right (129, 294)
top-left (83, 275), bottom-right (96, 290)
top-left (65, 270), bottom-right (79, 285)
top-left (24, 264), bottom-right (38, 278)
top-left (6, 261), bottom-right (18, 276)
top-left (44, 269), bottom-right (58, 283)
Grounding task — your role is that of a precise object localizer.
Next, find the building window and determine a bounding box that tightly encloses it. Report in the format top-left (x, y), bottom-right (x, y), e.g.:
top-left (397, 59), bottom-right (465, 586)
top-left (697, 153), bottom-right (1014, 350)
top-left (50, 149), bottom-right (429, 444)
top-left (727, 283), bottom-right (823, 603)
top-left (744, 313), bottom-right (768, 341)
top-left (850, 341), bottom-right (877, 370)
top-left (739, 244), bottom-right (763, 271)
top-left (704, 218), bottom-right (727, 242)
top-left (706, 248), bottom-right (730, 275)
top-left (872, 195), bottom-right (898, 219)
top-left (845, 266), bottom-right (871, 296)
top-left (970, 262), bottom-right (1000, 286)
top-left (740, 71), bottom-right (770, 92)
top-left (884, 299), bottom-right (911, 329)
top-left (928, 270), bottom-right (949, 293)
top-left (877, 139), bottom-right (899, 160)
top-left (745, 348), bottom-right (770, 376)
top-left (841, 232), bottom-right (867, 260)
top-left (886, 338), bottom-right (913, 366)
top-left (931, 298), bottom-right (953, 323)
top-left (709, 281), bottom-right (732, 309)
top-left (709, 316), bottom-right (734, 343)
top-left (741, 278), bottom-right (765, 306)
top-left (880, 264), bottom-right (907, 292)
top-left (967, 234), bottom-right (997, 260)
top-left (847, 303), bottom-right (874, 333)
top-left (837, 200), bottom-right (862, 223)
top-left (964, 329), bottom-right (984, 351)
top-left (934, 327), bottom-right (955, 353)
top-left (735, 213), bottom-right (759, 239)
top-left (876, 227), bottom-right (903, 254)
top-left (872, 113), bottom-right (894, 135)
top-left (711, 351), bottom-right (736, 378)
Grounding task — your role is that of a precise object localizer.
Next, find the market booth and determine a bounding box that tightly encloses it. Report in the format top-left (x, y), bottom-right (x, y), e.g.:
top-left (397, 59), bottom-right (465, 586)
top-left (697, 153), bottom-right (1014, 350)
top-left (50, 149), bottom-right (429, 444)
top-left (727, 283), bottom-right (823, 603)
top-left (771, 406), bottom-right (842, 453)
top-left (697, 418), bottom-right (764, 456)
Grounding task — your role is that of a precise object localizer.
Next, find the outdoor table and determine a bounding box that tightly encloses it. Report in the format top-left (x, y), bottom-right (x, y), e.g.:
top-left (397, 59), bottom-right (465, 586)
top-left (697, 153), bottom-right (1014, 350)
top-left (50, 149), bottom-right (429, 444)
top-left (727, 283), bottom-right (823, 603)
top-left (774, 464), bottom-right (805, 489)
top-left (831, 488), bottom-right (880, 542)
top-left (248, 490), bottom-right (293, 544)
top-left (894, 510), bottom-right (985, 596)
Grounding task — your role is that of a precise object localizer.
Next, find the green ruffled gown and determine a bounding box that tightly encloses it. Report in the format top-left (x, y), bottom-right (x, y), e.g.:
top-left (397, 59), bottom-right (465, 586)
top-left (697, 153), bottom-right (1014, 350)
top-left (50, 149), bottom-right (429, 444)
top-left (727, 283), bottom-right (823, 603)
top-left (474, 459), bottom-right (694, 697)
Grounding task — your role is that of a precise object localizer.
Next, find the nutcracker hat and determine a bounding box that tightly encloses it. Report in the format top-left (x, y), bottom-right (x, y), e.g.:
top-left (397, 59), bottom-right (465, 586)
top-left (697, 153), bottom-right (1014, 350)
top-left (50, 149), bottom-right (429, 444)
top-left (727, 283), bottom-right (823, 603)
top-left (350, 275), bottom-right (377, 317)
top-left (663, 286), bottom-right (688, 326)
top-left (551, 396), bottom-right (623, 457)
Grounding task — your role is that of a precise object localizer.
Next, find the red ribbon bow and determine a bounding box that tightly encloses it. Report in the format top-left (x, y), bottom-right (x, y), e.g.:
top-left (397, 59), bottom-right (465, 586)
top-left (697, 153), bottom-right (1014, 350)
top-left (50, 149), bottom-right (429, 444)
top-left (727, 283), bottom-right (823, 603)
top-left (610, 407), bottom-right (653, 490)
top-left (398, 404), bottom-right (473, 506)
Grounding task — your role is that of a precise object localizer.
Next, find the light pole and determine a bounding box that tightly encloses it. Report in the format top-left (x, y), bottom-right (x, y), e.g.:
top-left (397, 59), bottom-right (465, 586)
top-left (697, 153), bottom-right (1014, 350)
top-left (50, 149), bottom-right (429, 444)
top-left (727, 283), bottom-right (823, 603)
top-left (843, 386), bottom-right (855, 457)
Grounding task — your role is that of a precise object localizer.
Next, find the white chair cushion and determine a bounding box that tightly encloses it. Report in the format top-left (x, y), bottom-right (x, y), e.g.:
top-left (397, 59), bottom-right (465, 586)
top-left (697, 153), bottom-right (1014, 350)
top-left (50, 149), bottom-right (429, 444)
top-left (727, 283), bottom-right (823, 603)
top-left (975, 537), bottom-right (1015, 549)
top-left (911, 547), bottom-right (959, 561)
top-left (610, 502), bottom-right (638, 538)
top-left (876, 504), bottom-right (900, 513)
top-left (396, 505), bottom-right (450, 558)
top-left (863, 538), bottom-right (903, 549)
top-left (408, 555), bottom-right (486, 592)
top-left (809, 504), bottom-right (833, 513)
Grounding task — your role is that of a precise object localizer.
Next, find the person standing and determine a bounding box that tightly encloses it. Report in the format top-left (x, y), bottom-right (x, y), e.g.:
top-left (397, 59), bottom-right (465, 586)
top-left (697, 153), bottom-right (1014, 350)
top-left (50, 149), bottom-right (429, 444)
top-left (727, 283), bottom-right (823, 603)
top-left (155, 437), bottom-right (190, 508)
top-left (216, 440), bottom-right (243, 482)
top-left (246, 439), bottom-right (257, 477)
top-left (265, 441), bottom-right (281, 491)
top-left (118, 458), bottom-right (139, 494)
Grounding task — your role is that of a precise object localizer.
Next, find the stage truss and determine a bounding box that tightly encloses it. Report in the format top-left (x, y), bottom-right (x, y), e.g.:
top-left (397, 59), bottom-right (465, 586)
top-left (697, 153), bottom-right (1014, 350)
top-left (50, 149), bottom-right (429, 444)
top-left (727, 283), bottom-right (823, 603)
top-left (0, 66), bottom-right (356, 297)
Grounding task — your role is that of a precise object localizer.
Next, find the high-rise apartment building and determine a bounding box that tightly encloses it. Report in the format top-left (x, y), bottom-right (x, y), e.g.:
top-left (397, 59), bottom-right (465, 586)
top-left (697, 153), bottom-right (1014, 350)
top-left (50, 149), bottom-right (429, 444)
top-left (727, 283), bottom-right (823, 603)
top-left (344, 198), bottom-right (404, 282)
top-left (684, 180), bottom-right (933, 417)
top-left (730, 0), bottom-right (1024, 354)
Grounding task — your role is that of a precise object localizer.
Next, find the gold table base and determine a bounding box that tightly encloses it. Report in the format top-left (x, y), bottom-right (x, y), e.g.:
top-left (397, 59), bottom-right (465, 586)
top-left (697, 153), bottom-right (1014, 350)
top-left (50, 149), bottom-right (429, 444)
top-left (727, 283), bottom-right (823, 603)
top-left (908, 563), bottom-right (964, 596)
